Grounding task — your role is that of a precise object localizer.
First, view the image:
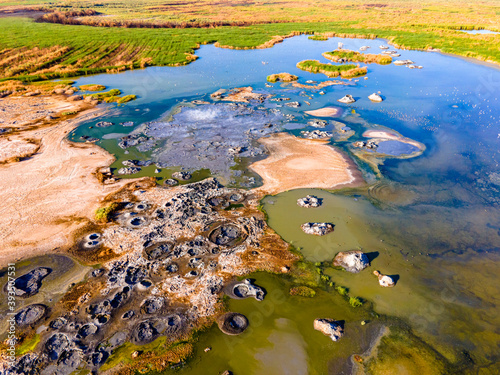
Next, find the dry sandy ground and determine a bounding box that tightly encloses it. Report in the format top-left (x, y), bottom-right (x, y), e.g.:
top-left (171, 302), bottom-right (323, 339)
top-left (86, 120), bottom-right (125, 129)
top-left (0, 98), bottom-right (130, 266)
top-left (305, 106), bottom-right (342, 117)
top-left (0, 138), bottom-right (39, 163)
top-left (250, 133), bottom-right (363, 195)
top-left (0, 95), bottom-right (81, 128)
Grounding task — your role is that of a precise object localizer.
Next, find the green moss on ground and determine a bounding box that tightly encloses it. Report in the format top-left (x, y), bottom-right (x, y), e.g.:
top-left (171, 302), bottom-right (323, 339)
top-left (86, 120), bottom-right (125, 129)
top-left (95, 202), bottom-right (120, 223)
top-left (296, 59), bottom-right (367, 78)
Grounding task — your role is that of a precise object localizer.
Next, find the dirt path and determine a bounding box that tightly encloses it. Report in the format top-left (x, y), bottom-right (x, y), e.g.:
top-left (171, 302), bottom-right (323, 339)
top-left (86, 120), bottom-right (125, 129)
top-left (0, 107), bottom-right (130, 266)
top-left (250, 133), bottom-right (363, 195)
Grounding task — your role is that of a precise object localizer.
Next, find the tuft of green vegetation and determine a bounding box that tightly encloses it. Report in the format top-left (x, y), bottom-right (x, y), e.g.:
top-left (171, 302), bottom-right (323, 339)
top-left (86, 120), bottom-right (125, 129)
top-left (117, 94), bottom-right (137, 104)
top-left (323, 49), bottom-right (392, 64)
top-left (335, 285), bottom-right (348, 296)
top-left (296, 59), bottom-right (367, 78)
top-left (349, 296), bottom-right (363, 307)
top-left (289, 285), bottom-right (316, 297)
top-left (88, 88), bottom-right (121, 101)
top-left (17, 334), bottom-right (41, 355)
top-left (267, 72), bottom-right (298, 82)
top-left (85, 89), bottom-right (136, 104)
top-left (95, 202), bottom-right (120, 223)
top-left (62, 110), bottom-right (77, 115)
top-left (308, 35), bottom-right (329, 41)
top-left (320, 274), bottom-right (330, 282)
top-left (79, 84), bottom-right (106, 91)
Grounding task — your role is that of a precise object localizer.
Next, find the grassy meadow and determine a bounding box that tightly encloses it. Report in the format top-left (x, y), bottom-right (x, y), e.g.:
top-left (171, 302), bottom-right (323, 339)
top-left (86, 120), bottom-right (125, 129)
top-left (0, 0), bottom-right (499, 82)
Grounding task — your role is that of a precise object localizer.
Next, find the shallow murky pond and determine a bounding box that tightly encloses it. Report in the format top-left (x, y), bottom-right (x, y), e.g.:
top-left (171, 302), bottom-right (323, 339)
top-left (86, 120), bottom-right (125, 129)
top-left (4, 34), bottom-right (500, 373)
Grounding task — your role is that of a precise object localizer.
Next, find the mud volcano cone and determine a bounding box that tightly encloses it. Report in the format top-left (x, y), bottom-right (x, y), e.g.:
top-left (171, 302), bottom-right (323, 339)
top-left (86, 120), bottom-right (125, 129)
top-left (217, 312), bottom-right (249, 335)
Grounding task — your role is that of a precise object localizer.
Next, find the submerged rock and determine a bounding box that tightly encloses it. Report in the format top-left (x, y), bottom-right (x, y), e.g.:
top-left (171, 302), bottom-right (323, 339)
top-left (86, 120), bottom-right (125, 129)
top-left (314, 318), bottom-right (344, 341)
top-left (95, 121), bottom-right (114, 128)
top-left (301, 222), bottom-right (334, 236)
top-left (373, 270), bottom-right (396, 287)
top-left (333, 250), bottom-right (370, 273)
top-left (297, 195), bottom-right (322, 208)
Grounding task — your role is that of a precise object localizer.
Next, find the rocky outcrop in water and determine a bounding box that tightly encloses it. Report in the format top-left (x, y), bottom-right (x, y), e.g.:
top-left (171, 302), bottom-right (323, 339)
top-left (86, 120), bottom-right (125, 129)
top-left (297, 195), bottom-right (322, 208)
top-left (300, 130), bottom-right (332, 139)
top-left (373, 270), bottom-right (396, 287)
top-left (314, 319), bottom-right (344, 341)
top-left (333, 251), bottom-right (370, 273)
top-left (172, 171), bottom-right (192, 181)
top-left (301, 222), bottom-right (334, 236)
top-left (11, 267), bottom-right (51, 298)
top-left (308, 119), bottom-right (327, 128)
top-left (368, 93), bottom-right (383, 102)
top-left (227, 279), bottom-right (265, 301)
top-left (338, 95), bottom-right (356, 104)
top-left (117, 167), bottom-right (141, 175)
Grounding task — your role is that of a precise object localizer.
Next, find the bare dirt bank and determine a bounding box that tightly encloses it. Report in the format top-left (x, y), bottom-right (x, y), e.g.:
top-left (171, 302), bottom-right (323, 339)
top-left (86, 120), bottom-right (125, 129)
top-left (250, 133), bottom-right (363, 195)
top-left (0, 99), bottom-right (130, 266)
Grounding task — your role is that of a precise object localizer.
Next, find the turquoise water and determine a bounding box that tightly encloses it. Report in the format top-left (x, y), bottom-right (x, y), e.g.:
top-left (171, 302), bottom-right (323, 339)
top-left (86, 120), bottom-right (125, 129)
top-left (459, 29), bottom-right (499, 35)
top-left (64, 35), bottom-right (500, 372)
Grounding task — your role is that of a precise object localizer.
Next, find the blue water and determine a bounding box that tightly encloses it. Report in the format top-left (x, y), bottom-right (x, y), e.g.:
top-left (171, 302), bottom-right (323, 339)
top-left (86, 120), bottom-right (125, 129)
top-left (72, 35), bottom-right (500, 200)
top-left (69, 35), bottom-right (500, 371)
top-left (460, 29), bottom-right (499, 35)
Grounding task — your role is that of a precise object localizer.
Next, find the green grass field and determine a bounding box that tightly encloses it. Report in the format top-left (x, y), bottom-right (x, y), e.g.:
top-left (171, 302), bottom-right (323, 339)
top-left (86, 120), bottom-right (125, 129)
top-left (0, 0), bottom-right (499, 82)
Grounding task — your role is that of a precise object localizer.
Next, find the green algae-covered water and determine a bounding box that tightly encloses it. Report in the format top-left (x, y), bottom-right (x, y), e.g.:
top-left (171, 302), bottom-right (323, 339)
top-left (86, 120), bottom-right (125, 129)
top-left (160, 272), bottom-right (381, 375)
top-left (6, 34), bottom-right (500, 373)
